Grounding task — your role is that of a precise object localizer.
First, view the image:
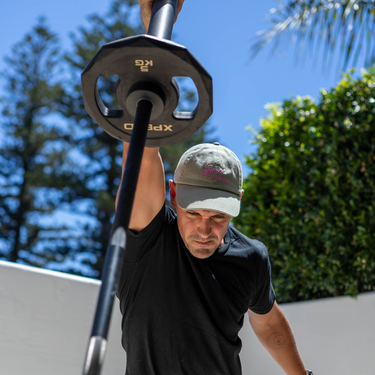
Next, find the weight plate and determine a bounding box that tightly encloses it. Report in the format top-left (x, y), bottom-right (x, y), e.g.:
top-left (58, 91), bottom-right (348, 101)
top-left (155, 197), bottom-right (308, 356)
top-left (81, 35), bottom-right (213, 146)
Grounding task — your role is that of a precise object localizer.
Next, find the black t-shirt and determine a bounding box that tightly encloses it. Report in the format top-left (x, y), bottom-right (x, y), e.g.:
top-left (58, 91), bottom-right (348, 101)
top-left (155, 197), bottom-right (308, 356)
top-left (117, 205), bottom-right (276, 375)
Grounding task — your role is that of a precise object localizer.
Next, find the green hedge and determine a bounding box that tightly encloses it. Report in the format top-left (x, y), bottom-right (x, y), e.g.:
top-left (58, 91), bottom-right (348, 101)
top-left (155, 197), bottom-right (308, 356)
top-left (234, 68), bottom-right (375, 303)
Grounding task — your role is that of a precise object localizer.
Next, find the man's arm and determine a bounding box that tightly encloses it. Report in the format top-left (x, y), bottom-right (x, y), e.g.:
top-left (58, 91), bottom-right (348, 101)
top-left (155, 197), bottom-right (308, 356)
top-left (116, 0), bottom-right (185, 231)
top-left (117, 143), bottom-right (165, 232)
top-left (138, 0), bottom-right (185, 33)
top-left (248, 302), bottom-right (308, 375)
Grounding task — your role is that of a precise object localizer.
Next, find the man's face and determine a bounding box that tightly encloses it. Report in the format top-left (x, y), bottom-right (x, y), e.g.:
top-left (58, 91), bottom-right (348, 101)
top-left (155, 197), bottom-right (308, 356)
top-left (169, 181), bottom-right (231, 259)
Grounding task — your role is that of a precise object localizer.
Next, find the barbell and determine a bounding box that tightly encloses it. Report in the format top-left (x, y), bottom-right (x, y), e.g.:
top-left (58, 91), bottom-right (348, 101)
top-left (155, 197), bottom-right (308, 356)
top-left (81, 2), bottom-right (212, 374)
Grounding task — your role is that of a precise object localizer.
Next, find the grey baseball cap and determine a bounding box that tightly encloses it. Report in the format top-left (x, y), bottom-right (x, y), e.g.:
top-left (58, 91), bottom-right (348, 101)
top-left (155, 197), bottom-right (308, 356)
top-left (174, 142), bottom-right (243, 217)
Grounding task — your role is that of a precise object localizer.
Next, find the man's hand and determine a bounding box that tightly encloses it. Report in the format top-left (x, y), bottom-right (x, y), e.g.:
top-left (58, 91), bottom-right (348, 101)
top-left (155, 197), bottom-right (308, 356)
top-left (138, 0), bottom-right (185, 33)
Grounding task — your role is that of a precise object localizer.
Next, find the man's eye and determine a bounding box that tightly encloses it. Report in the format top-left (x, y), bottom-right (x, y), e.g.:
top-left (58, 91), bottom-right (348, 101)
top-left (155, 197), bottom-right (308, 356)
top-left (214, 215), bottom-right (228, 220)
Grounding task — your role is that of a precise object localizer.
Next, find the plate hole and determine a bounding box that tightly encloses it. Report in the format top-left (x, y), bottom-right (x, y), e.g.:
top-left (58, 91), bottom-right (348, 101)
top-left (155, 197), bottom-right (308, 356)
top-left (96, 75), bottom-right (122, 116)
top-left (173, 77), bottom-right (199, 119)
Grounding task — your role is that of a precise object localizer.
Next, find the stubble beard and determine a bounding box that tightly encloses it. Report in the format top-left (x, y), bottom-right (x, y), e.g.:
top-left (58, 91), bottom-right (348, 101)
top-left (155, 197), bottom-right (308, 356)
top-left (186, 234), bottom-right (220, 259)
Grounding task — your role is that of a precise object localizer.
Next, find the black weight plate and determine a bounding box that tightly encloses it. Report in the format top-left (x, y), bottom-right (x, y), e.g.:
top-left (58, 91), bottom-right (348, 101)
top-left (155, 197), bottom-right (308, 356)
top-left (81, 35), bottom-right (213, 147)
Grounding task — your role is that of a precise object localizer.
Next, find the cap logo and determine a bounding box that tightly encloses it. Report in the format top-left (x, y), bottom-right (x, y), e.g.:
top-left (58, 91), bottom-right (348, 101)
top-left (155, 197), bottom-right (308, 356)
top-left (199, 164), bottom-right (228, 184)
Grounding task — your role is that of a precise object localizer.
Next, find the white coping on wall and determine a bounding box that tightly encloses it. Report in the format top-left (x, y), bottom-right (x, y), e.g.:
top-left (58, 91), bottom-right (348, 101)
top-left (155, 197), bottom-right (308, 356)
top-left (0, 260), bottom-right (374, 375)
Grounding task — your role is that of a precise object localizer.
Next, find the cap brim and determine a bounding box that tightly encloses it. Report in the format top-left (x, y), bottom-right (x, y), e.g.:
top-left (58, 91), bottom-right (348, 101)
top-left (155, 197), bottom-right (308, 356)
top-left (176, 185), bottom-right (240, 217)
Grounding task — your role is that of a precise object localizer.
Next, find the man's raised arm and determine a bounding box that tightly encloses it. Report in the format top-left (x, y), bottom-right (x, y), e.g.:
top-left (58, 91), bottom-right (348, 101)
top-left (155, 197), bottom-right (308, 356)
top-left (116, 0), bottom-right (186, 232)
top-left (117, 144), bottom-right (165, 232)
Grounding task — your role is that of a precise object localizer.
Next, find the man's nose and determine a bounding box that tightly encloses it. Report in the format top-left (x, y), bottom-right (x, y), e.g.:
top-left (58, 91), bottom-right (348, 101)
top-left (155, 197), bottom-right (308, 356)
top-left (198, 219), bottom-right (211, 238)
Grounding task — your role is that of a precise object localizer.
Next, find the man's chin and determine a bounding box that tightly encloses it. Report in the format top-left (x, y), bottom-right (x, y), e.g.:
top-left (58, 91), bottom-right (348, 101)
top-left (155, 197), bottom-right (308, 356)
top-left (187, 244), bottom-right (217, 259)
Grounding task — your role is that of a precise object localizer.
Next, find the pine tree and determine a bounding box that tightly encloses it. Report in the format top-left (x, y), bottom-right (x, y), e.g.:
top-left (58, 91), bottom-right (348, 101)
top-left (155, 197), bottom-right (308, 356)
top-left (0, 18), bottom-right (83, 268)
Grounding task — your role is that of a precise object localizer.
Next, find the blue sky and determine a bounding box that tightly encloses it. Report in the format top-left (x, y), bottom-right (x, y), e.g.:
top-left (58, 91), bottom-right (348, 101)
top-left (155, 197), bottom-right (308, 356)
top-left (0, 0), bottom-right (367, 170)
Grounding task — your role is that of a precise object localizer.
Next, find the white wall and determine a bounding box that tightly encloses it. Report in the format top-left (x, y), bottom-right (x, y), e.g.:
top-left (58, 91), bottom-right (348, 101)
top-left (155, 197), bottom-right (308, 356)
top-left (0, 260), bottom-right (125, 375)
top-left (0, 260), bottom-right (374, 375)
top-left (240, 291), bottom-right (375, 375)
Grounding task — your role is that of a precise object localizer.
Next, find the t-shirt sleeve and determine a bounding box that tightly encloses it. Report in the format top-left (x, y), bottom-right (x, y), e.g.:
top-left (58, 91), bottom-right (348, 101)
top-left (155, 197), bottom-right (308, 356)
top-left (123, 205), bottom-right (167, 262)
top-left (248, 243), bottom-right (276, 315)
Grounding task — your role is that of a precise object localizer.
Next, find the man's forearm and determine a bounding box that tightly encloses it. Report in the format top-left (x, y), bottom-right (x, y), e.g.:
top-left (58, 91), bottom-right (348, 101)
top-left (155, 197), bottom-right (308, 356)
top-left (249, 304), bottom-right (307, 375)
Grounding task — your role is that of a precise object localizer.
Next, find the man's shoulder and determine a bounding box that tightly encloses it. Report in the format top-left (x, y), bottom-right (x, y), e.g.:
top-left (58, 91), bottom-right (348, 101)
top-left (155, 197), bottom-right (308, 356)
top-left (227, 226), bottom-right (268, 258)
top-left (124, 205), bottom-right (177, 262)
top-left (149, 204), bottom-right (178, 235)
top-left (128, 204), bottom-right (175, 237)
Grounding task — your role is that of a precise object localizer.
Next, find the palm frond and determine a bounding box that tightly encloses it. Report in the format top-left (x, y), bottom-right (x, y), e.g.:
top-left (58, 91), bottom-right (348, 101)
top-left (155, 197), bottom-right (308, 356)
top-left (251, 0), bottom-right (375, 73)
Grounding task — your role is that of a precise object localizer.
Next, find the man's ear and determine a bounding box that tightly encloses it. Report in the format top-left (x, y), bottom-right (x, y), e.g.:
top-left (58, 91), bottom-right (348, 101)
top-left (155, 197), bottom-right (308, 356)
top-left (239, 189), bottom-right (244, 202)
top-left (169, 180), bottom-right (177, 208)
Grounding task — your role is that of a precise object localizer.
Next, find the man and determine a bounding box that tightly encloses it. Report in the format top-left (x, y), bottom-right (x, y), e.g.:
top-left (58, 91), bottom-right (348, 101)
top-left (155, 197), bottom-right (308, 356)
top-left (116, 1), bottom-right (312, 374)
